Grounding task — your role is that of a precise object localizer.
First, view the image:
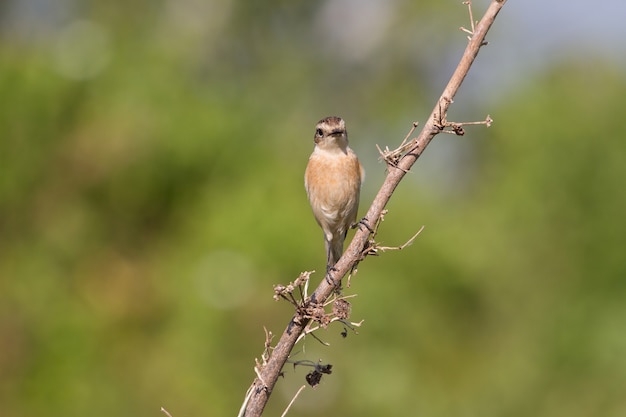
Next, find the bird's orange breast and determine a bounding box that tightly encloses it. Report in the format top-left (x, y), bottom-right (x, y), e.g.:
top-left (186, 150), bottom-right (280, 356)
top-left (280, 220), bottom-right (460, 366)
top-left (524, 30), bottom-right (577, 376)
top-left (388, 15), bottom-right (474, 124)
top-left (305, 148), bottom-right (363, 230)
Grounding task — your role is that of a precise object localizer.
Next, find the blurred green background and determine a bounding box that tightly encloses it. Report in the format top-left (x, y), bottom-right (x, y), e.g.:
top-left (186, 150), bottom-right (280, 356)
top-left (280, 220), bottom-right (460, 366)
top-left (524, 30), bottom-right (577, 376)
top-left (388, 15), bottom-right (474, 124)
top-left (2, 0), bottom-right (626, 416)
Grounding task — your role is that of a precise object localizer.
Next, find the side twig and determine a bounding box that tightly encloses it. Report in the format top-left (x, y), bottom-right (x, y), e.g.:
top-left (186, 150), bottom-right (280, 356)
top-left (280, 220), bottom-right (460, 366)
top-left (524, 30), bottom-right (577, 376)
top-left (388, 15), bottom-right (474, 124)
top-left (280, 385), bottom-right (306, 417)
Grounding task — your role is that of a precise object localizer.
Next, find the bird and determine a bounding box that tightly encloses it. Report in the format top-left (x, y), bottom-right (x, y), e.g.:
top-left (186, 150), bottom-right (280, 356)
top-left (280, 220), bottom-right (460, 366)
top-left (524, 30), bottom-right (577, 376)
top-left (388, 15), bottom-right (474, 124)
top-left (305, 116), bottom-right (364, 270)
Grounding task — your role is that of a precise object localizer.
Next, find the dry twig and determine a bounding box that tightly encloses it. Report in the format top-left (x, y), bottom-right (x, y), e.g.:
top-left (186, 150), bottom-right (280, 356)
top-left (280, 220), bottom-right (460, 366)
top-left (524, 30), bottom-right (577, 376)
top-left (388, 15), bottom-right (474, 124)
top-left (376, 121), bottom-right (420, 169)
top-left (280, 385), bottom-right (306, 417)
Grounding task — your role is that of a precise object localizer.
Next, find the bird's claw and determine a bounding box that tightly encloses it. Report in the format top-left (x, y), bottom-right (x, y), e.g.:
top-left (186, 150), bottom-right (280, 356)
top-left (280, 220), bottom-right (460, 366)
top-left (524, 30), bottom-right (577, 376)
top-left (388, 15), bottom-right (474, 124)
top-left (356, 217), bottom-right (374, 234)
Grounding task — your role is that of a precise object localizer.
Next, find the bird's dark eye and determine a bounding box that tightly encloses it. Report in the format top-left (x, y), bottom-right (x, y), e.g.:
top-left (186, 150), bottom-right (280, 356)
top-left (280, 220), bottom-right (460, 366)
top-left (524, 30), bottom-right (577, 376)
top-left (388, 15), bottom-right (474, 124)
top-left (315, 128), bottom-right (323, 137)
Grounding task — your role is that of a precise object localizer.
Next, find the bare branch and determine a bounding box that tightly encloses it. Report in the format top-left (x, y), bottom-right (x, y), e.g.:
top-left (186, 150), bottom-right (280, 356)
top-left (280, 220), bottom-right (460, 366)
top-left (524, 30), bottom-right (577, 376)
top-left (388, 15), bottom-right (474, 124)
top-left (240, 1), bottom-right (508, 415)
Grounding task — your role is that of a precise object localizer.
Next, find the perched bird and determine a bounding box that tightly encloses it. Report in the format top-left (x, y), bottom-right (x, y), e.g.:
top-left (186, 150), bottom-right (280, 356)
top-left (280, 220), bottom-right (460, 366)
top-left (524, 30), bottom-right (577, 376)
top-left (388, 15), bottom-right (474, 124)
top-left (305, 116), bottom-right (364, 269)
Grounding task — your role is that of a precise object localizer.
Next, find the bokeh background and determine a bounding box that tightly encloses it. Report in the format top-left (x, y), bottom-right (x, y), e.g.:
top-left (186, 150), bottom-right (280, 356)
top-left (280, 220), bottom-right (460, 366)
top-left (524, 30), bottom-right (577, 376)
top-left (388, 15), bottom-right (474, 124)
top-left (2, 0), bottom-right (626, 416)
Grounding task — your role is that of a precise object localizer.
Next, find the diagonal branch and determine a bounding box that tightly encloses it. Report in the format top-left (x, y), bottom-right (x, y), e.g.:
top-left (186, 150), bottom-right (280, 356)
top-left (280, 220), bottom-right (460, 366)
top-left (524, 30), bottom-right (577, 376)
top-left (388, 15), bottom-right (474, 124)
top-left (241, 1), bottom-right (507, 415)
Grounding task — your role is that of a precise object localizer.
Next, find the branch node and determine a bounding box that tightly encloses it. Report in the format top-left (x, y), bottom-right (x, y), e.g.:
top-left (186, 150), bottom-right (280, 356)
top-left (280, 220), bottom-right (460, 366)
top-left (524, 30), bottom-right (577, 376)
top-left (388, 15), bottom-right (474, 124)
top-left (434, 102), bottom-right (493, 136)
top-left (460, 1), bottom-right (478, 40)
top-left (364, 225), bottom-right (425, 256)
top-left (261, 326), bottom-right (274, 363)
top-left (376, 121), bottom-right (420, 169)
top-left (254, 361), bottom-right (270, 392)
top-left (273, 271), bottom-right (314, 306)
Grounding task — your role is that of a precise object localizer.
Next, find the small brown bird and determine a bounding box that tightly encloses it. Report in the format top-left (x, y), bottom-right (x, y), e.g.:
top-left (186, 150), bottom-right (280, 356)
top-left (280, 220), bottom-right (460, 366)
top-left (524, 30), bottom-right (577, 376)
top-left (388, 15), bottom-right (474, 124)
top-left (305, 116), bottom-right (364, 269)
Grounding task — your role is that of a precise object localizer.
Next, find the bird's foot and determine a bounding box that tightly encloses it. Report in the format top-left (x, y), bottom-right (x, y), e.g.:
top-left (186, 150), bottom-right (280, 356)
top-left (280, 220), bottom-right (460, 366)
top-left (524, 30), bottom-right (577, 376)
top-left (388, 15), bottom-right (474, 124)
top-left (324, 264), bottom-right (340, 286)
top-left (355, 217), bottom-right (374, 234)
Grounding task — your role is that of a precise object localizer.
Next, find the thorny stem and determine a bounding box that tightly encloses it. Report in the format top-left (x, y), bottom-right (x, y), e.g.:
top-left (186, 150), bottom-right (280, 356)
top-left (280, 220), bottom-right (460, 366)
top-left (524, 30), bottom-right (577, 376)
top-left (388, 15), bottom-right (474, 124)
top-left (241, 1), bottom-right (507, 416)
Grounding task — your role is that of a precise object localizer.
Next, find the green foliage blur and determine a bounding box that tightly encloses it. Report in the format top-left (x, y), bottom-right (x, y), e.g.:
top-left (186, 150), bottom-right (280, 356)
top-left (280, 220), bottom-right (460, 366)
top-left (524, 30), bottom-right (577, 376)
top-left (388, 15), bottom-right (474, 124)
top-left (2, 1), bottom-right (626, 416)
